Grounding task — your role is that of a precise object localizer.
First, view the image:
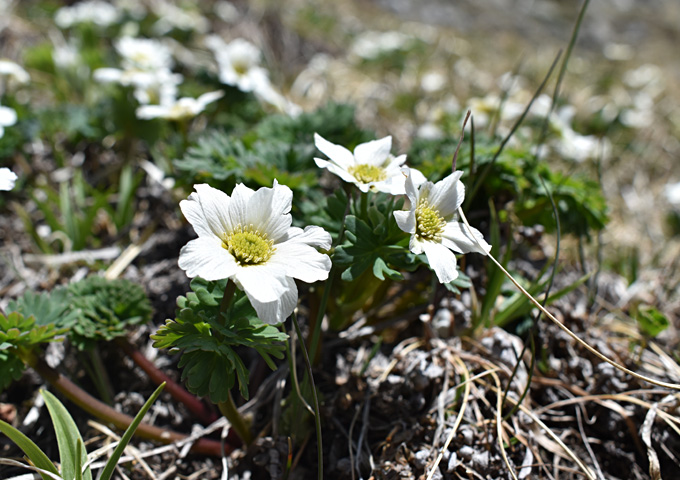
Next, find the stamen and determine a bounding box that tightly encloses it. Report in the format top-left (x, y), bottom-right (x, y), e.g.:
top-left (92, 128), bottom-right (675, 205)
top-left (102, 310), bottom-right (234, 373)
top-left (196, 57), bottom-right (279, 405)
top-left (222, 224), bottom-right (275, 265)
top-left (348, 164), bottom-right (387, 184)
top-left (415, 199), bottom-right (446, 241)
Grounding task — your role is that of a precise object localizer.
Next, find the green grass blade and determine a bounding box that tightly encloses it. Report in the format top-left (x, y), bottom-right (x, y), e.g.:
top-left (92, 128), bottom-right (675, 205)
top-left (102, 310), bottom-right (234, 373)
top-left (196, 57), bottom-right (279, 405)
top-left (97, 382), bottom-right (165, 480)
top-left (41, 389), bottom-right (93, 480)
top-left (75, 439), bottom-right (83, 480)
top-left (0, 418), bottom-right (60, 480)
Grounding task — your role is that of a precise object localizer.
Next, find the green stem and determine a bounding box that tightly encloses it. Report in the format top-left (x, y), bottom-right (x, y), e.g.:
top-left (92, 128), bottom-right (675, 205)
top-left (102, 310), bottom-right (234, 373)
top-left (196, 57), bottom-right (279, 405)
top-left (220, 279), bottom-right (237, 317)
top-left (87, 349), bottom-right (114, 405)
top-left (17, 349), bottom-right (226, 456)
top-left (292, 312), bottom-right (323, 480)
top-left (360, 191), bottom-right (368, 219)
top-left (217, 391), bottom-right (252, 445)
top-left (215, 279), bottom-right (253, 445)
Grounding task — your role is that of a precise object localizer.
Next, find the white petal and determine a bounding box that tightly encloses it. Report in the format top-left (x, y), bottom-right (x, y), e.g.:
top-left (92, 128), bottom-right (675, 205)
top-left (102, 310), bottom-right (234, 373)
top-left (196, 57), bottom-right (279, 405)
top-left (315, 157), bottom-right (363, 185)
top-left (402, 167), bottom-right (422, 207)
top-left (314, 133), bottom-right (355, 169)
top-left (194, 184), bottom-right (233, 236)
top-left (178, 237), bottom-right (238, 280)
top-left (180, 193), bottom-right (216, 239)
top-left (283, 225), bottom-right (332, 250)
top-left (197, 90), bottom-right (224, 107)
top-left (226, 183), bottom-right (255, 229)
top-left (422, 241), bottom-right (459, 284)
top-left (0, 168), bottom-right (18, 191)
top-left (0, 106), bottom-right (17, 127)
top-left (269, 242), bottom-right (331, 283)
top-left (245, 180), bottom-right (292, 240)
top-left (93, 68), bottom-right (123, 83)
top-left (442, 222), bottom-right (491, 255)
top-left (136, 105), bottom-right (167, 120)
top-left (234, 263), bottom-right (289, 303)
top-left (428, 170), bottom-right (464, 218)
top-left (247, 277), bottom-right (298, 325)
top-left (409, 235), bottom-right (425, 254)
top-left (391, 154), bottom-right (408, 167)
top-left (394, 210), bottom-right (415, 234)
top-left (408, 168), bottom-right (427, 188)
top-left (353, 136), bottom-right (392, 166)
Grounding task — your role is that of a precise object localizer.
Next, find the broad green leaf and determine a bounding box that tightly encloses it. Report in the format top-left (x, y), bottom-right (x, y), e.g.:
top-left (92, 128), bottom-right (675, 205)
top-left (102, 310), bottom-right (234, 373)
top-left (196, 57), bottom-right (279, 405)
top-left (41, 390), bottom-right (93, 480)
top-left (99, 383), bottom-right (165, 480)
top-left (0, 419), bottom-right (60, 480)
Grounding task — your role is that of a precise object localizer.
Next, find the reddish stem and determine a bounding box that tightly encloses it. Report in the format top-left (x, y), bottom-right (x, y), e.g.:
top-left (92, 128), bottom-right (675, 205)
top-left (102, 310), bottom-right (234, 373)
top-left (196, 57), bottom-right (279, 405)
top-left (115, 337), bottom-right (218, 425)
top-left (27, 354), bottom-right (230, 457)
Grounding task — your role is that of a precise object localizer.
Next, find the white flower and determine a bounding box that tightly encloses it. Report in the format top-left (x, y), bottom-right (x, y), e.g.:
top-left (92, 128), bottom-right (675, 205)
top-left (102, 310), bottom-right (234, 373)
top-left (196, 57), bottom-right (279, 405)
top-left (0, 60), bottom-right (30, 84)
top-left (150, 2), bottom-right (209, 35)
top-left (55, 0), bottom-right (121, 28)
top-left (0, 105), bottom-right (18, 138)
top-left (350, 31), bottom-right (413, 61)
top-left (0, 167), bottom-right (18, 191)
top-left (394, 167), bottom-right (491, 284)
top-left (207, 36), bottom-right (269, 93)
top-left (115, 37), bottom-right (174, 72)
top-left (178, 182), bottom-right (332, 324)
top-left (665, 181), bottom-right (680, 207)
top-left (136, 90), bottom-right (223, 120)
top-left (314, 133), bottom-right (426, 195)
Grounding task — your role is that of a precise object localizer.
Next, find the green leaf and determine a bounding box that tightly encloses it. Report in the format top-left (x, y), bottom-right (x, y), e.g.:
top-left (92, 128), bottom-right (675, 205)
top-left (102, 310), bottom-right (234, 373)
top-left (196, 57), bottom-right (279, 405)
top-left (635, 306), bottom-right (670, 338)
top-left (0, 418), bottom-right (60, 480)
top-left (99, 383), bottom-right (165, 480)
top-left (41, 389), bottom-right (93, 480)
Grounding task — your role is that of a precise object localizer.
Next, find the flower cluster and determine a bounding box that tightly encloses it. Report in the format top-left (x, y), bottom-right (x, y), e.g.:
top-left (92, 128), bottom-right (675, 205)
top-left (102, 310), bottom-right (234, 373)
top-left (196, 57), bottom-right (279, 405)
top-left (177, 133), bottom-right (491, 326)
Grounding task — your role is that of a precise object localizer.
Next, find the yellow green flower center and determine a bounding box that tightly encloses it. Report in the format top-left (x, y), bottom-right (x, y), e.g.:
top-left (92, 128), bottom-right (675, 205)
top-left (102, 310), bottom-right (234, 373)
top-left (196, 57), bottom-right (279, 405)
top-left (415, 199), bottom-right (446, 241)
top-left (222, 225), bottom-right (275, 265)
top-left (233, 59), bottom-right (249, 76)
top-left (348, 164), bottom-right (387, 184)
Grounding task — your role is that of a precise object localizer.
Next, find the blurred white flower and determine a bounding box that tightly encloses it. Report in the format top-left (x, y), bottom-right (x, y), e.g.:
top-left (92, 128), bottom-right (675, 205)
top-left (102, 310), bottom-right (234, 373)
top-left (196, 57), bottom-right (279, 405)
top-left (0, 167), bottom-right (18, 191)
top-left (55, 0), bottom-right (121, 28)
top-left (350, 31), bottom-right (413, 60)
top-left (214, 0), bottom-right (240, 23)
top-left (394, 167), bottom-right (491, 284)
top-left (151, 1), bottom-right (209, 35)
top-left (94, 37), bottom-right (181, 105)
top-left (0, 60), bottom-right (30, 84)
top-left (178, 182), bottom-right (332, 324)
top-left (467, 94), bottom-right (524, 129)
top-left (136, 90), bottom-right (224, 120)
top-left (314, 133), bottom-right (426, 195)
top-left (52, 41), bottom-right (81, 70)
top-left (207, 36), bottom-right (269, 93)
top-left (0, 104), bottom-right (17, 138)
top-left (664, 181), bottom-right (680, 207)
top-left (115, 37), bottom-right (174, 72)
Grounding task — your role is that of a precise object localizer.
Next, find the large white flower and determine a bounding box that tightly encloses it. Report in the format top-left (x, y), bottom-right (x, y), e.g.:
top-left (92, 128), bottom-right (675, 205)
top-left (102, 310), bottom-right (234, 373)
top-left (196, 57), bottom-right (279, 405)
top-left (394, 167), bottom-right (491, 283)
top-left (136, 90), bottom-right (223, 120)
top-left (314, 133), bottom-right (426, 195)
top-left (0, 167), bottom-right (18, 191)
top-left (179, 182), bottom-right (332, 324)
